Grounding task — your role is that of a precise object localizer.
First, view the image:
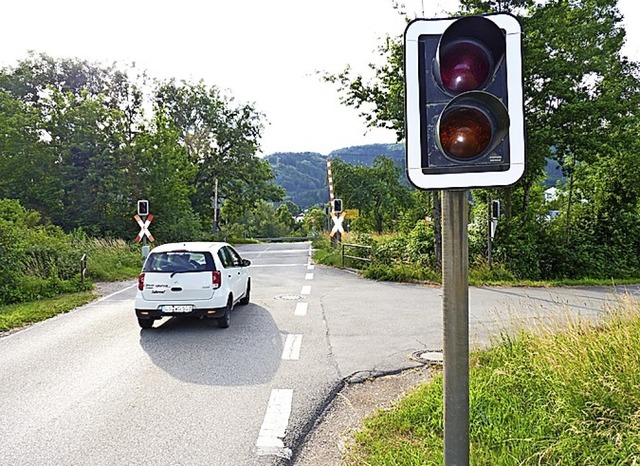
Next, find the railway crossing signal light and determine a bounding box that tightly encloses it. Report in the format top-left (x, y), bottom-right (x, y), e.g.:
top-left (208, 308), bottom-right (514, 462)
top-left (404, 14), bottom-right (525, 189)
top-left (137, 199), bottom-right (149, 216)
top-left (491, 199), bottom-right (501, 219)
top-left (333, 198), bottom-right (343, 214)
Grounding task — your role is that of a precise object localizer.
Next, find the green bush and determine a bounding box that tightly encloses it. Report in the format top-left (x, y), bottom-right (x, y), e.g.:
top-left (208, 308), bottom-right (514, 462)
top-left (406, 221), bottom-right (435, 267)
top-left (0, 199), bottom-right (142, 305)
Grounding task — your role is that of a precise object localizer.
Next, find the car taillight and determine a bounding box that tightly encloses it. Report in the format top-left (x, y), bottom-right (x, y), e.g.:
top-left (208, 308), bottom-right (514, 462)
top-left (212, 270), bottom-right (221, 289)
top-left (138, 273), bottom-right (145, 291)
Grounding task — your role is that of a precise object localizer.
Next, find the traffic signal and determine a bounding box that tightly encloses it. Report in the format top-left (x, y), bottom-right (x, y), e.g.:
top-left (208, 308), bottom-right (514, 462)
top-left (491, 200), bottom-right (501, 219)
top-left (137, 199), bottom-right (149, 216)
top-left (333, 198), bottom-right (343, 213)
top-left (404, 14), bottom-right (525, 190)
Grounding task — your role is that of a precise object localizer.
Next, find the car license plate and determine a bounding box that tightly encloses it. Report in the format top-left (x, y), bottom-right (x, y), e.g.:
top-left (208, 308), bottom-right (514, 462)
top-left (163, 305), bottom-right (193, 313)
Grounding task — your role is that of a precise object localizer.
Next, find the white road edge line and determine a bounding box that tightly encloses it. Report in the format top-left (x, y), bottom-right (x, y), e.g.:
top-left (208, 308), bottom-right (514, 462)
top-left (256, 389), bottom-right (293, 459)
top-left (282, 334), bottom-right (303, 360)
top-left (301, 285), bottom-right (311, 295)
top-left (307, 264), bottom-right (314, 270)
top-left (95, 284), bottom-right (137, 303)
top-left (294, 302), bottom-right (308, 316)
top-left (249, 264), bottom-right (308, 268)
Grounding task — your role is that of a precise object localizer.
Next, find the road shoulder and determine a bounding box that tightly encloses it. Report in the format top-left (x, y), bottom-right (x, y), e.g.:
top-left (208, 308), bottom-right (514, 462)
top-left (293, 365), bottom-right (436, 465)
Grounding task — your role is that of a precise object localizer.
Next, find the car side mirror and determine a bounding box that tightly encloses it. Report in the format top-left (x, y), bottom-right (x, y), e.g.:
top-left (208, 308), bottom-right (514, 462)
top-left (242, 259), bottom-right (251, 267)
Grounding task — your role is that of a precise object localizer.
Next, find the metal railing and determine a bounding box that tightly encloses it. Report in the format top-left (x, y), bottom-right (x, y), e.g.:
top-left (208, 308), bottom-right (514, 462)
top-left (341, 243), bottom-right (372, 269)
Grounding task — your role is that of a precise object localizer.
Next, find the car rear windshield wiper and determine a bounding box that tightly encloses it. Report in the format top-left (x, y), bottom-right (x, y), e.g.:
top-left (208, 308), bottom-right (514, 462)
top-left (170, 270), bottom-right (194, 278)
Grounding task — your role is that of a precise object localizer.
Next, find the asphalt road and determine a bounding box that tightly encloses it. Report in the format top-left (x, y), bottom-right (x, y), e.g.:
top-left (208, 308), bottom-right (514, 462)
top-left (1, 242), bottom-right (637, 465)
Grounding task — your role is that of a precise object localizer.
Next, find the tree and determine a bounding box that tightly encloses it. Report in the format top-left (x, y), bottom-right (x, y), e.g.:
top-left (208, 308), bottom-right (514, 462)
top-left (0, 55), bottom-right (151, 237)
top-left (332, 156), bottom-right (411, 234)
top-left (154, 79), bottom-right (284, 228)
top-left (0, 90), bottom-right (64, 220)
top-left (0, 54), bottom-right (285, 241)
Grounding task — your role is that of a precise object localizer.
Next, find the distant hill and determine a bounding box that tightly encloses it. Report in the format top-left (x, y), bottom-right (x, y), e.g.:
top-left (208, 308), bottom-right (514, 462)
top-left (265, 143), bottom-right (404, 209)
top-left (266, 151), bottom-right (329, 208)
top-left (544, 158), bottom-right (565, 188)
top-left (328, 143), bottom-right (404, 167)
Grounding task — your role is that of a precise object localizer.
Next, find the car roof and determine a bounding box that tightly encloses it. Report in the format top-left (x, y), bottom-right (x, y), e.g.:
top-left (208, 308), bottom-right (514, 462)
top-left (149, 242), bottom-right (230, 254)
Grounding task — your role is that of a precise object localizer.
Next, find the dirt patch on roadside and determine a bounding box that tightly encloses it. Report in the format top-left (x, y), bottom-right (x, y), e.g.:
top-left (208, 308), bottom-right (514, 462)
top-left (293, 365), bottom-right (437, 465)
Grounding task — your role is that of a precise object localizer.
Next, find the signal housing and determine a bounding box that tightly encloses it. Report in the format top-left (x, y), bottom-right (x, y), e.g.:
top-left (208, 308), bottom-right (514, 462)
top-left (404, 13), bottom-right (525, 190)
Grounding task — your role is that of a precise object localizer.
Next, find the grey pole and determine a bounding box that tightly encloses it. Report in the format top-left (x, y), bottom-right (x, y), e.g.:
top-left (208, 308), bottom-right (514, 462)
top-left (487, 196), bottom-right (493, 269)
top-left (442, 189), bottom-right (470, 466)
top-left (213, 178), bottom-right (219, 235)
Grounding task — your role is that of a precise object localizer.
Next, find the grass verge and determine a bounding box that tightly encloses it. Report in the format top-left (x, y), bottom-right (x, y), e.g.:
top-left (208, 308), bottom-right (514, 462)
top-left (0, 290), bottom-right (97, 333)
top-left (343, 299), bottom-right (640, 465)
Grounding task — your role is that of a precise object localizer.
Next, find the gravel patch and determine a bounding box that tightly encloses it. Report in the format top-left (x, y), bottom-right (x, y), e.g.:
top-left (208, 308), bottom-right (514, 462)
top-left (92, 280), bottom-right (137, 298)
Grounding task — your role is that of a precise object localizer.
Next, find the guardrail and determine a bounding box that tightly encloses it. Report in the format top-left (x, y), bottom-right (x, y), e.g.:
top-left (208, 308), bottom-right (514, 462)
top-left (341, 243), bottom-right (372, 269)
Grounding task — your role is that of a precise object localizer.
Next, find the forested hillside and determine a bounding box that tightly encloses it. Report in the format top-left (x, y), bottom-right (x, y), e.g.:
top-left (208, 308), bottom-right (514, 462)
top-left (265, 143), bottom-right (404, 208)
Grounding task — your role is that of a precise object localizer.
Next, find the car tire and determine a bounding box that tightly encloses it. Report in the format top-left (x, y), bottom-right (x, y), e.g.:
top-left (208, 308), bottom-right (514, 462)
top-left (216, 297), bottom-right (233, 329)
top-left (239, 279), bottom-right (251, 305)
top-left (138, 317), bottom-right (154, 329)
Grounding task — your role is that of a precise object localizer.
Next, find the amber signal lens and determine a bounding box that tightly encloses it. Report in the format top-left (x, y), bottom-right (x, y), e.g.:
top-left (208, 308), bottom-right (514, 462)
top-left (439, 107), bottom-right (492, 159)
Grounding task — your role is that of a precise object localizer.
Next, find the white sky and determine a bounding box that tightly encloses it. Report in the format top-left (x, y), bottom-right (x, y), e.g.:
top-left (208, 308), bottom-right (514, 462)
top-left (1, 0), bottom-right (638, 156)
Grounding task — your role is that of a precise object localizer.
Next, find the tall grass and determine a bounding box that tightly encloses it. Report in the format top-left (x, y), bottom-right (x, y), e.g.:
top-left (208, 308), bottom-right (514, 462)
top-left (80, 237), bottom-right (143, 281)
top-left (344, 298), bottom-right (640, 465)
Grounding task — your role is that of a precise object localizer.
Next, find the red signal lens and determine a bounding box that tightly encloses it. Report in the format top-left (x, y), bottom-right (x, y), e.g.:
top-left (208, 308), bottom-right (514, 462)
top-left (440, 41), bottom-right (491, 94)
top-left (439, 107), bottom-right (492, 159)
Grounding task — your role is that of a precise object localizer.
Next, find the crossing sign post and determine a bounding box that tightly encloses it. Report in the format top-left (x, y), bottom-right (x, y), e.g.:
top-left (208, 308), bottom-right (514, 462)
top-left (330, 212), bottom-right (345, 238)
top-left (134, 214), bottom-right (154, 243)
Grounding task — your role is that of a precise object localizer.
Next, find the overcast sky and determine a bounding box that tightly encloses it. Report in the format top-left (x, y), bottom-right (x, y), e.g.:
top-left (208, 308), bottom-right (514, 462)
top-left (1, 0), bottom-right (638, 156)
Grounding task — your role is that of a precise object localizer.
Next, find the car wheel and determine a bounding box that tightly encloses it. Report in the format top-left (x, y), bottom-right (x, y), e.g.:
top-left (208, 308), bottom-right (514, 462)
top-left (239, 279), bottom-right (251, 305)
top-left (216, 297), bottom-right (233, 329)
top-left (138, 317), bottom-right (154, 329)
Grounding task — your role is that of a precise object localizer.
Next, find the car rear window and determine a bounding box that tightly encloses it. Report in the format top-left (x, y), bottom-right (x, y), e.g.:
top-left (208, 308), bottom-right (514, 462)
top-left (143, 251), bottom-right (215, 273)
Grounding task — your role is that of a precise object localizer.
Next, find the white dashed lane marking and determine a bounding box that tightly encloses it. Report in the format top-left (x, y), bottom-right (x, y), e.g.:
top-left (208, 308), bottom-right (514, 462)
top-left (294, 302), bottom-right (308, 316)
top-left (256, 246), bottom-right (313, 459)
top-left (256, 389), bottom-right (293, 458)
top-left (281, 334), bottom-right (303, 360)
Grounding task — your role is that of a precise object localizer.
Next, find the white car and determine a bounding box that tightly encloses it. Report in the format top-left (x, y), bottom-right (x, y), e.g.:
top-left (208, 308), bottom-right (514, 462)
top-left (134, 242), bottom-right (251, 329)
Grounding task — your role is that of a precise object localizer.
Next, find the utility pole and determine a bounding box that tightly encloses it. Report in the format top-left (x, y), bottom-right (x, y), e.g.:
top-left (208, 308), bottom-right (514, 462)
top-left (213, 178), bottom-right (219, 235)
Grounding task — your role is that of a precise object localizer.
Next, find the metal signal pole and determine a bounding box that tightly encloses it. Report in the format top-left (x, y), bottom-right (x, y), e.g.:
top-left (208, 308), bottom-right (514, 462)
top-left (442, 189), bottom-right (470, 466)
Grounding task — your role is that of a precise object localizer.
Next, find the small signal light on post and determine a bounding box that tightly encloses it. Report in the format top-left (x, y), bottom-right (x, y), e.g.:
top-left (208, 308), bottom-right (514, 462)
top-left (491, 200), bottom-right (501, 219)
top-left (404, 13), bottom-right (525, 190)
top-left (137, 199), bottom-right (149, 216)
top-left (333, 198), bottom-right (343, 214)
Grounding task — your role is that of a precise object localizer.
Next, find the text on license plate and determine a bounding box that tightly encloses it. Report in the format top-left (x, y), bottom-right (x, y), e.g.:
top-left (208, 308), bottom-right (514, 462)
top-left (163, 305), bottom-right (193, 313)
